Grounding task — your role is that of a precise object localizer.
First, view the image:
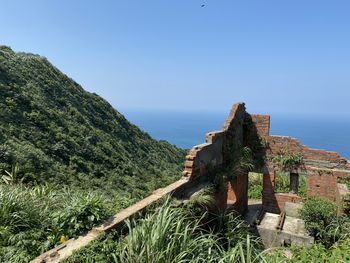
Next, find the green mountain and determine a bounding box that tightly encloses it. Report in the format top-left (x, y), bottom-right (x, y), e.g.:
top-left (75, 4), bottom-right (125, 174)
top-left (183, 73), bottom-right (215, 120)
top-left (0, 45), bottom-right (186, 199)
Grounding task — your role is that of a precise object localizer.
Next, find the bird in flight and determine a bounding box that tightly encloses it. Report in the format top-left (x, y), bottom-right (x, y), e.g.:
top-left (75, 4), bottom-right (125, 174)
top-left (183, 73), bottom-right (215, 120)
top-left (201, 4), bottom-right (205, 7)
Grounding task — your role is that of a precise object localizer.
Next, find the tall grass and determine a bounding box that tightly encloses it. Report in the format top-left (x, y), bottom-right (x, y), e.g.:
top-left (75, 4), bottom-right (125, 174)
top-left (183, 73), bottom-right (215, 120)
top-left (67, 198), bottom-right (266, 263)
top-left (0, 184), bottom-right (111, 262)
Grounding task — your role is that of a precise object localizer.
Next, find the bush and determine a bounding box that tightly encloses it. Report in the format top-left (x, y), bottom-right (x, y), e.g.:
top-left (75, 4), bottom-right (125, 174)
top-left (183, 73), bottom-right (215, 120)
top-left (50, 194), bottom-right (110, 241)
top-left (299, 197), bottom-right (337, 243)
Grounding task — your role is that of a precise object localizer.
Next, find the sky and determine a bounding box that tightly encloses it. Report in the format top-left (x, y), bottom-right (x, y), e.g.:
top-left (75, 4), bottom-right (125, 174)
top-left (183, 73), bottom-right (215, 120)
top-left (1, 0), bottom-right (350, 116)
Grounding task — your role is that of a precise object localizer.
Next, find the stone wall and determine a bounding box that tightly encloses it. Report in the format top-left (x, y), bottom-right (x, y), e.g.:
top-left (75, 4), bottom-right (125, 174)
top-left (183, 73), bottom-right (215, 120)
top-left (251, 114), bottom-right (270, 138)
top-left (183, 102), bottom-right (350, 215)
top-left (307, 170), bottom-right (339, 202)
top-left (182, 102), bottom-right (249, 213)
top-left (263, 130), bottom-right (350, 214)
top-left (182, 131), bottom-right (224, 179)
top-left (247, 112), bottom-right (350, 214)
top-left (182, 102), bottom-right (247, 181)
top-left (267, 136), bottom-right (348, 170)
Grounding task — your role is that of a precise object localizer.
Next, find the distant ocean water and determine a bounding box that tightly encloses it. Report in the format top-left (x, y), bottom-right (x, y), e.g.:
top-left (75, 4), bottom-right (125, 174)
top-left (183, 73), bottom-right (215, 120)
top-left (122, 110), bottom-right (350, 160)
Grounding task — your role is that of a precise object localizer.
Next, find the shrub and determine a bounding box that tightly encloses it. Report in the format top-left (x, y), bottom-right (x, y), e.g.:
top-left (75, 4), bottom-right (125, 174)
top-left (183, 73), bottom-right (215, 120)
top-left (50, 194), bottom-right (110, 240)
top-left (299, 197), bottom-right (337, 243)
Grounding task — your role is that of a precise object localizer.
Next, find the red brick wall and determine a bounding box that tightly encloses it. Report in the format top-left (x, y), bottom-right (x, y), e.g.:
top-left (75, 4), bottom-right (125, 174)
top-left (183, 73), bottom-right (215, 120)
top-left (306, 170), bottom-right (348, 215)
top-left (222, 103), bottom-right (249, 213)
top-left (267, 136), bottom-right (348, 169)
top-left (183, 102), bottom-right (349, 216)
top-left (222, 103), bottom-right (246, 163)
top-left (183, 102), bottom-right (250, 214)
top-left (275, 193), bottom-right (302, 212)
top-left (307, 170), bottom-right (338, 202)
top-left (183, 103), bottom-right (247, 180)
top-left (227, 173), bottom-right (249, 214)
top-left (262, 168), bottom-right (302, 213)
top-left (251, 114), bottom-right (270, 138)
top-left (262, 170), bottom-right (279, 213)
top-left (223, 102), bottom-right (246, 132)
top-left (182, 131), bottom-right (224, 179)
top-left (328, 170), bottom-right (350, 178)
top-left (266, 136), bottom-right (349, 214)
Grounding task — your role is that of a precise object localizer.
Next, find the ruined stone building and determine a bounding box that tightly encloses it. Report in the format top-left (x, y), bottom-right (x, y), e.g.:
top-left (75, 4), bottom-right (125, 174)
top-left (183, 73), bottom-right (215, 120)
top-left (183, 102), bottom-right (350, 215)
top-left (33, 102), bottom-right (350, 262)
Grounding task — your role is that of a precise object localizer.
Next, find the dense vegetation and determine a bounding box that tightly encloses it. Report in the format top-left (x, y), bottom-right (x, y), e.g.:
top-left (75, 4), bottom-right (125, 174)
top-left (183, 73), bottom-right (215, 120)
top-left (2, 45), bottom-right (350, 262)
top-left (0, 45), bottom-right (186, 197)
top-left (65, 197), bottom-right (267, 263)
top-left (65, 196), bottom-right (350, 263)
top-left (0, 184), bottom-right (112, 262)
top-left (0, 46), bottom-right (186, 261)
top-left (271, 197), bottom-right (350, 262)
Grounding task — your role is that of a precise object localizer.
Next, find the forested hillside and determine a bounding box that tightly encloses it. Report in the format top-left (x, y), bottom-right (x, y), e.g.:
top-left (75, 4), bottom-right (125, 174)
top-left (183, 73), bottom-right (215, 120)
top-left (0, 45), bottom-right (186, 198)
top-left (0, 46), bottom-right (187, 261)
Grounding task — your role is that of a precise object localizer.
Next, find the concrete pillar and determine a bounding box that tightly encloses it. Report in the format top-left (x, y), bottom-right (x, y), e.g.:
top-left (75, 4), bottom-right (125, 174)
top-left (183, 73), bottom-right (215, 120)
top-left (289, 173), bottom-right (299, 194)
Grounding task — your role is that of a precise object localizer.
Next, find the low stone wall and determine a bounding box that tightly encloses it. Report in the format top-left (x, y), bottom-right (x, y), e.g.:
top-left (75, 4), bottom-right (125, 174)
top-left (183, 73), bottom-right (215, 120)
top-left (275, 193), bottom-right (302, 213)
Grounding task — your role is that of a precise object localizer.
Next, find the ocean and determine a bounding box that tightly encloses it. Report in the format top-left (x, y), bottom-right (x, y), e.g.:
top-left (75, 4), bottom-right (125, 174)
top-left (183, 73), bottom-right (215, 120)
top-left (122, 110), bottom-right (350, 160)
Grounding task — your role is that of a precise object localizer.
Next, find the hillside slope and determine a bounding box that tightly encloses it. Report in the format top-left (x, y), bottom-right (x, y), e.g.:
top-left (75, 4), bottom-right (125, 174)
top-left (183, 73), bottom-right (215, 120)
top-left (0, 45), bottom-right (186, 198)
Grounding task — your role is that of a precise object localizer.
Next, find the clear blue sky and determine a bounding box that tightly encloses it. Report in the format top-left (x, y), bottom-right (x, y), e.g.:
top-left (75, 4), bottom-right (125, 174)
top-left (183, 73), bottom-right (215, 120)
top-left (1, 0), bottom-right (350, 116)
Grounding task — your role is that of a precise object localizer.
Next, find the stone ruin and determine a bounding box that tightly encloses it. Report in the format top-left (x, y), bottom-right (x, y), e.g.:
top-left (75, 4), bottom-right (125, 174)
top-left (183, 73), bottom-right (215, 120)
top-left (182, 102), bottom-right (350, 247)
top-left (183, 102), bottom-right (350, 215)
top-left (33, 102), bottom-right (350, 262)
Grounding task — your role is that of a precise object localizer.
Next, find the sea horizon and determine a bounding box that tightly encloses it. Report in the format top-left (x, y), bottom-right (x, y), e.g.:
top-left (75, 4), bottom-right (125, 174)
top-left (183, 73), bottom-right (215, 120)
top-left (121, 109), bottom-right (350, 160)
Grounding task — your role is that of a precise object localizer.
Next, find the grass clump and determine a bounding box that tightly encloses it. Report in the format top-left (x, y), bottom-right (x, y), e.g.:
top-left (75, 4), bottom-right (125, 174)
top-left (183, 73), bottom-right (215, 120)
top-left (269, 239), bottom-right (350, 262)
top-left (0, 184), bottom-right (112, 262)
top-left (66, 198), bottom-right (266, 263)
